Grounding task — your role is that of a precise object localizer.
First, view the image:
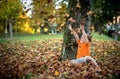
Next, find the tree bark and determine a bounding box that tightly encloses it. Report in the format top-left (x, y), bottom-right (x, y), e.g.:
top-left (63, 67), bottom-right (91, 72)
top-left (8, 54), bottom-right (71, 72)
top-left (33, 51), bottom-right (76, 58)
top-left (61, 0), bottom-right (92, 60)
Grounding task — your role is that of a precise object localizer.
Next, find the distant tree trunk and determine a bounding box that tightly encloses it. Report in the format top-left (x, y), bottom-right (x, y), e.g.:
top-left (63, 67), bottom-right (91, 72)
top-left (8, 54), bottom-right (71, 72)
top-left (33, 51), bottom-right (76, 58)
top-left (61, 0), bottom-right (92, 60)
top-left (15, 23), bottom-right (18, 36)
top-left (15, 26), bottom-right (17, 36)
top-left (5, 19), bottom-right (8, 37)
top-left (9, 20), bottom-right (13, 39)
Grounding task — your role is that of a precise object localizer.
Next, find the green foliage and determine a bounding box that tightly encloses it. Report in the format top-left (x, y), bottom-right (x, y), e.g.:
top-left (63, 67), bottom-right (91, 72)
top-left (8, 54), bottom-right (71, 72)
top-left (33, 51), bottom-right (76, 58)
top-left (31, 0), bottom-right (67, 31)
top-left (101, 0), bottom-right (120, 22)
top-left (0, 0), bottom-right (22, 19)
top-left (32, 0), bottom-right (55, 23)
top-left (92, 0), bottom-right (120, 24)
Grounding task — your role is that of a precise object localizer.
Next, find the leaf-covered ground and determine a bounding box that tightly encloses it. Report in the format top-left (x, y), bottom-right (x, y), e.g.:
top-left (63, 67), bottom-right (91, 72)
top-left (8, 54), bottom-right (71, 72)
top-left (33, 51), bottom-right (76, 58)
top-left (0, 39), bottom-right (120, 79)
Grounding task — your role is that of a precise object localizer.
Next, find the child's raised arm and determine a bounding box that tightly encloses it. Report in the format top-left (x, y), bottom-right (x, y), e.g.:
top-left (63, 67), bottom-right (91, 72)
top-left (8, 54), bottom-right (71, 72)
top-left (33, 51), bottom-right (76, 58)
top-left (68, 25), bottom-right (79, 41)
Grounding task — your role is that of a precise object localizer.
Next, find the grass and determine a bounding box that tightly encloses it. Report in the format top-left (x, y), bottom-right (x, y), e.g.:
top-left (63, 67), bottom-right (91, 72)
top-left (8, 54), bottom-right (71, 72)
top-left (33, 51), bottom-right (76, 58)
top-left (91, 32), bottom-right (114, 41)
top-left (0, 33), bottom-right (63, 42)
top-left (0, 32), bottom-right (114, 43)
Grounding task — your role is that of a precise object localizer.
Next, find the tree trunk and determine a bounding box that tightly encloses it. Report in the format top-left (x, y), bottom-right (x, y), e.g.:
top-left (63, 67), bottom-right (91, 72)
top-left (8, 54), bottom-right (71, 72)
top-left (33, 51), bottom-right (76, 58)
top-left (5, 19), bottom-right (8, 37)
top-left (61, 0), bottom-right (92, 60)
top-left (15, 23), bottom-right (18, 36)
top-left (9, 20), bottom-right (13, 39)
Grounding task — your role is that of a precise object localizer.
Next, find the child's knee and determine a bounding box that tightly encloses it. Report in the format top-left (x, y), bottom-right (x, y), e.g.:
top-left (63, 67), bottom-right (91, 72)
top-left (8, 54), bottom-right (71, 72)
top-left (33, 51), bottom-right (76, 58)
top-left (85, 56), bottom-right (92, 61)
top-left (86, 58), bottom-right (91, 62)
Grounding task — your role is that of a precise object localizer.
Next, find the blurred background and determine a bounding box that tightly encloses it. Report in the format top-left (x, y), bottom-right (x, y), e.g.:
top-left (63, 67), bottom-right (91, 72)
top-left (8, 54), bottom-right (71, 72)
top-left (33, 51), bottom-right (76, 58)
top-left (0, 0), bottom-right (120, 40)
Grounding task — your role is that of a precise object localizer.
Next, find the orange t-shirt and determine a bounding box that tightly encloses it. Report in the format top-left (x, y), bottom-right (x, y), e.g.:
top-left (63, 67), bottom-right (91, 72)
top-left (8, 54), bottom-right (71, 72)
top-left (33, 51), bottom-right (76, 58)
top-left (76, 39), bottom-right (90, 59)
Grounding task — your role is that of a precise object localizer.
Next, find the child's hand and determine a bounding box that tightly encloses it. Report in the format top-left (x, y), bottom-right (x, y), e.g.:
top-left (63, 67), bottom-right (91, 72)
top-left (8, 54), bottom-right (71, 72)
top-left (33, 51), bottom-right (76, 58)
top-left (68, 25), bottom-right (72, 31)
top-left (80, 24), bottom-right (84, 31)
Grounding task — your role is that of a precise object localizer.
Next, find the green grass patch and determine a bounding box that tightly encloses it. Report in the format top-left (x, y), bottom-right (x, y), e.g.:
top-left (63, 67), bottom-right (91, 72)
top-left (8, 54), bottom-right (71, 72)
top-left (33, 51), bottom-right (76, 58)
top-left (92, 32), bottom-right (114, 41)
top-left (0, 32), bottom-right (115, 43)
top-left (0, 33), bottom-right (63, 42)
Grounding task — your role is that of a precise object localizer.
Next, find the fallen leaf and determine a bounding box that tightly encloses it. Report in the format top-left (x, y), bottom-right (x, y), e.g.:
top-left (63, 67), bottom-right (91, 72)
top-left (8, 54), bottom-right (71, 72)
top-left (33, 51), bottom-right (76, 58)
top-left (54, 70), bottom-right (60, 77)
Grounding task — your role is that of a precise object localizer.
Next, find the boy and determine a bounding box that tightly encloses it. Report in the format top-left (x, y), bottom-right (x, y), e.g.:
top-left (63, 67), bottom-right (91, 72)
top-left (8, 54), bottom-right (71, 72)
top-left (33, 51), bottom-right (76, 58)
top-left (68, 24), bottom-right (98, 67)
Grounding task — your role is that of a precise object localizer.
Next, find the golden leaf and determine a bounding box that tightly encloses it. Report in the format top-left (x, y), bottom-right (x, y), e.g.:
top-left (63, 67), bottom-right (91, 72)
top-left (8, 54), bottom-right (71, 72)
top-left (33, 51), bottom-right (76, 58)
top-left (65, 13), bottom-right (69, 17)
top-left (54, 70), bottom-right (60, 76)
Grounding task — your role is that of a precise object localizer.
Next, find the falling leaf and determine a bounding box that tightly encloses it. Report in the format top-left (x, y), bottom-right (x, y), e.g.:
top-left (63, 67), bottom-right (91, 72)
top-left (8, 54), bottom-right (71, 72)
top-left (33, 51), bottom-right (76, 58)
top-left (68, 17), bottom-right (76, 23)
top-left (76, 3), bottom-right (81, 8)
top-left (65, 13), bottom-right (69, 18)
top-left (87, 11), bottom-right (93, 15)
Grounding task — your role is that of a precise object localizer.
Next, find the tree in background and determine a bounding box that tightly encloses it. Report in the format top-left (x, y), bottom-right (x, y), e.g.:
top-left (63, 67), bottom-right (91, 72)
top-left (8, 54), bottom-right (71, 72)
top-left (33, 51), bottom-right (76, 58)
top-left (31, 0), bottom-right (67, 34)
top-left (31, 0), bottom-right (55, 34)
top-left (16, 12), bottom-right (33, 34)
top-left (61, 0), bottom-right (92, 60)
top-left (0, 0), bottom-right (22, 38)
top-left (92, 0), bottom-right (120, 33)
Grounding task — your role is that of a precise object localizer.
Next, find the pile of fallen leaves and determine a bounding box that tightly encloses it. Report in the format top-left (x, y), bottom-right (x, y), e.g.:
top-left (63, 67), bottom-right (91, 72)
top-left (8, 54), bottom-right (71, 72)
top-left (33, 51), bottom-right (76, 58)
top-left (0, 39), bottom-right (120, 79)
